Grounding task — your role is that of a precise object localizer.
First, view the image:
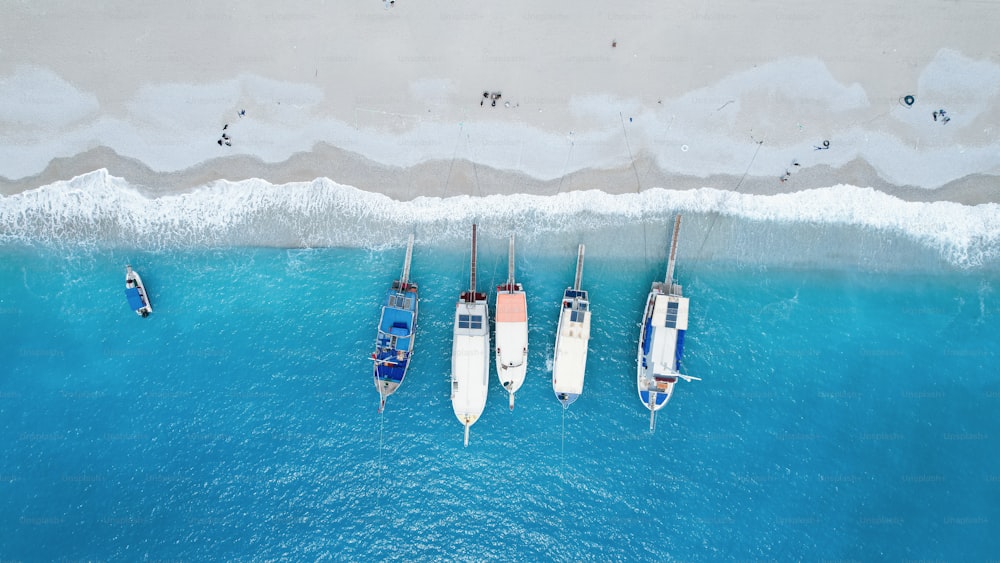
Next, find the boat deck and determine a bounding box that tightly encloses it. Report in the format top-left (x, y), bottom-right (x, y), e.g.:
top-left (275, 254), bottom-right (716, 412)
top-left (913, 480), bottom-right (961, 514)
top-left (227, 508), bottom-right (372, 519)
top-left (641, 293), bottom-right (689, 375)
top-left (125, 286), bottom-right (146, 310)
top-left (374, 290), bottom-right (417, 383)
top-left (452, 301), bottom-right (490, 417)
top-left (553, 307), bottom-right (589, 394)
top-left (495, 292), bottom-right (526, 323)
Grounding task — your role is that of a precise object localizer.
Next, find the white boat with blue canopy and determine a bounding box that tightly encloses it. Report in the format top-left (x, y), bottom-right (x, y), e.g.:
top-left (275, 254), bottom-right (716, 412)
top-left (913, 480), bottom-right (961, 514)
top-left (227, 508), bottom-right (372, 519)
top-left (637, 215), bottom-right (700, 431)
top-left (125, 265), bottom-right (152, 317)
top-left (495, 234), bottom-right (528, 410)
top-left (552, 244), bottom-right (590, 408)
top-left (451, 224), bottom-right (490, 446)
top-left (372, 235), bottom-right (418, 413)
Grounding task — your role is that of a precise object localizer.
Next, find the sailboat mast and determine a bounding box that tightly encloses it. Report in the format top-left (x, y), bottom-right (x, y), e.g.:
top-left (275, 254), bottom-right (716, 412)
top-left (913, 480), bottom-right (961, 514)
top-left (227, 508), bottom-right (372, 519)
top-left (507, 234), bottom-right (515, 287)
top-left (573, 244), bottom-right (585, 291)
top-left (665, 214), bottom-right (682, 284)
top-left (401, 234), bottom-right (414, 286)
top-left (469, 224), bottom-right (478, 298)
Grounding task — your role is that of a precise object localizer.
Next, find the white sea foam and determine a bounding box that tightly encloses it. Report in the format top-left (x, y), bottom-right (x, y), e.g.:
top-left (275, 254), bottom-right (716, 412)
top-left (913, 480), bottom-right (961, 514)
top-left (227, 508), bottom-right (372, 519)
top-left (1, 170), bottom-right (998, 269)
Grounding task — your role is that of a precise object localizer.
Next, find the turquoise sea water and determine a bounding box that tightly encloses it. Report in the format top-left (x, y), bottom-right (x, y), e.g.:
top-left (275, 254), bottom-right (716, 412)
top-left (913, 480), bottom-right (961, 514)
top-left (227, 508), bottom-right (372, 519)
top-left (2, 237), bottom-right (998, 560)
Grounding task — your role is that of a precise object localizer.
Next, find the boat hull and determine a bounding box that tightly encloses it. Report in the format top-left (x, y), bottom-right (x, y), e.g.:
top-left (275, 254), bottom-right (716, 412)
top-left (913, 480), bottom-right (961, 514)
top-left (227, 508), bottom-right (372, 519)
top-left (494, 287), bottom-right (527, 399)
top-left (552, 289), bottom-right (590, 407)
top-left (636, 286), bottom-right (688, 412)
top-left (373, 283), bottom-right (418, 405)
top-left (125, 266), bottom-right (152, 317)
top-left (451, 299), bottom-right (490, 428)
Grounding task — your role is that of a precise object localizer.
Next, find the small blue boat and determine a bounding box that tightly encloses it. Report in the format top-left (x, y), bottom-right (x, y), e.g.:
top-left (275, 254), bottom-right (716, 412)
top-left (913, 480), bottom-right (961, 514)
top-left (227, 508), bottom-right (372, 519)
top-left (372, 235), bottom-right (418, 413)
top-left (637, 215), bottom-right (700, 431)
top-left (125, 265), bottom-right (152, 318)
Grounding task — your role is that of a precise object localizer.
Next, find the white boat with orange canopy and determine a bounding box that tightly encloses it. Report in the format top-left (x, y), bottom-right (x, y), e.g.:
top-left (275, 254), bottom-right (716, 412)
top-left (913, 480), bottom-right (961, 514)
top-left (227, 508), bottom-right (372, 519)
top-left (495, 234), bottom-right (528, 410)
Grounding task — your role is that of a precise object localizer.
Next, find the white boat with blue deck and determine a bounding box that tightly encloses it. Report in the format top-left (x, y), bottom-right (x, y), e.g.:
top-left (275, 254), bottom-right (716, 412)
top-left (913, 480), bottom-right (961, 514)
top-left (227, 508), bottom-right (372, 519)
top-left (637, 215), bottom-right (700, 431)
top-left (125, 265), bottom-right (152, 317)
top-left (451, 224), bottom-right (490, 446)
top-left (372, 235), bottom-right (418, 413)
top-left (552, 244), bottom-right (590, 408)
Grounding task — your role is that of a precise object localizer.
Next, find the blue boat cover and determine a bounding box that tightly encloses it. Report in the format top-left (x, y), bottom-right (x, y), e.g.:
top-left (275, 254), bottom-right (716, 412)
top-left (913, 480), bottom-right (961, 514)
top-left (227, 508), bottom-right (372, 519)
top-left (641, 318), bottom-right (653, 356)
top-left (380, 307), bottom-right (413, 334)
top-left (375, 356), bottom-right (408, 383)
top-left (125, 287), bottom-right (144, 310)
top-left (675, 330), bottom-right (686, 368)
top-left (640, 390), bottom-right (670, 407)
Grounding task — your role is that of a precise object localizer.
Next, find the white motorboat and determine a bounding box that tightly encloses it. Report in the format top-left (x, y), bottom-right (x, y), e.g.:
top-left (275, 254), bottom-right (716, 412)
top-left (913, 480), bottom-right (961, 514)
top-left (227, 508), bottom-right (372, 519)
top-left (636, 215), bottom-right (700, 431)
top-left (552, 244), bottom-right (590, 408)
top-left (125, 265), bottom-right (152, 318)
top-left (451, 224), bottom-right (490, 446)
top-left (495, 234), bottom-right (528, 410)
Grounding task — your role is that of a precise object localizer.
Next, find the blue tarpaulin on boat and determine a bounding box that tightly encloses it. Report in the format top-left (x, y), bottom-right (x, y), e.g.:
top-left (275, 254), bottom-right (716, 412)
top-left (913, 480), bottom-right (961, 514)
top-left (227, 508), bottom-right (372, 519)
top-left (375, 359), bottom-right (407, 383)
top-left (125, 287), bottom-right (144, 310)
top-left (639, 390), bottom-right (670, 407)
top-left (380, 307), bottom-right (413, 334)
top-left (675, 330), bottom-right (685, 367)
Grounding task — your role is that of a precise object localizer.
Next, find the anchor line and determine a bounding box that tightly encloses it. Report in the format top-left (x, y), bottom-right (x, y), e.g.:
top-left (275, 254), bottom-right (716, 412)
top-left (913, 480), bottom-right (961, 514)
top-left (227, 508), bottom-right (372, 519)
top-left (697, 138), bottom-right (763, 257)
top-left (619, 112), bottom-right (642, 193)
top-left (561, 405), bottom-right (566, 466)
top-left (376, 406), bottom-right (385, 505)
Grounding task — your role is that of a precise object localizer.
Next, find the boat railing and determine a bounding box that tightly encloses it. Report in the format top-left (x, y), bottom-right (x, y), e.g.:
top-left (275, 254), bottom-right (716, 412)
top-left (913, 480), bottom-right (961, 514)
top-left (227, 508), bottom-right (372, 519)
top-left (460, 291), bottom-right (487, 303)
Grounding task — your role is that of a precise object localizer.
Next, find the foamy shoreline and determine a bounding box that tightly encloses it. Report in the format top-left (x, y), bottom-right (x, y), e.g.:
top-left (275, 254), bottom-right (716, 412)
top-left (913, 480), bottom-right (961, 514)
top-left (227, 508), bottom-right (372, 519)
top-left (3, 168), bottom-right (998, 271)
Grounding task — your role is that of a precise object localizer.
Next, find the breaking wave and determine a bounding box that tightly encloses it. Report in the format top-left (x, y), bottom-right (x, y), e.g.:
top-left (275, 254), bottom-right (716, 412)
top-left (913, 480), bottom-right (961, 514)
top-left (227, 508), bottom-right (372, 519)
top-left (1, 169), bottom-right (998, 269)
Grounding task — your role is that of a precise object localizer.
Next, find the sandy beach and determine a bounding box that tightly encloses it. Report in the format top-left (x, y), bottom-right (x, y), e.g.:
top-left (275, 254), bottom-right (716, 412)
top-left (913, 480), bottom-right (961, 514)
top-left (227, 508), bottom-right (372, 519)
top-left (2, 0), bottom-right (999, 202)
